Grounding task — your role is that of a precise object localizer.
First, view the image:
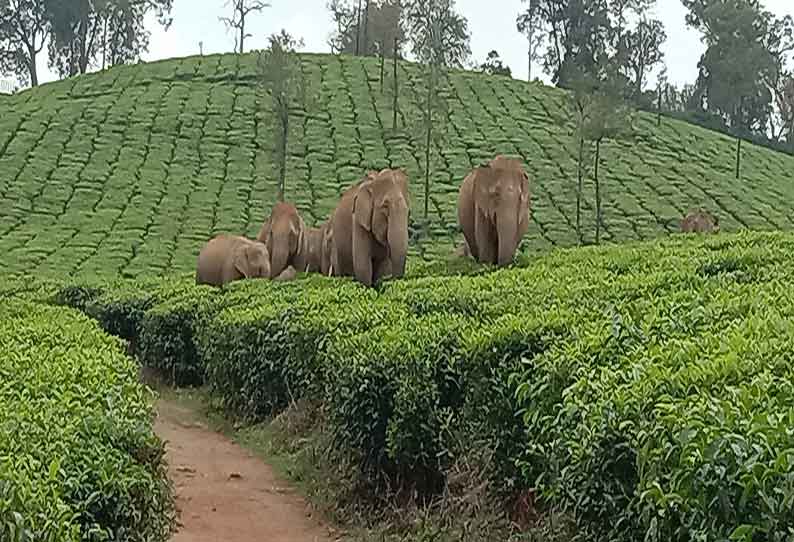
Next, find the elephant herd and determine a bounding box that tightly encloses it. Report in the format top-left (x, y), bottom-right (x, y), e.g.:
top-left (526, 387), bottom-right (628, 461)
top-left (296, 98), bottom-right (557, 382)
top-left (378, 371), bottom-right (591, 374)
top-left (195, 155), bottom-right (532, 287)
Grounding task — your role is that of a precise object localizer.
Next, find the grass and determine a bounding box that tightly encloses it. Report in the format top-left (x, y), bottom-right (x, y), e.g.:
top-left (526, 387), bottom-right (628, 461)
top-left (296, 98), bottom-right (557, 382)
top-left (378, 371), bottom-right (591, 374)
top-left (1, 52), bottom-right (794, 280)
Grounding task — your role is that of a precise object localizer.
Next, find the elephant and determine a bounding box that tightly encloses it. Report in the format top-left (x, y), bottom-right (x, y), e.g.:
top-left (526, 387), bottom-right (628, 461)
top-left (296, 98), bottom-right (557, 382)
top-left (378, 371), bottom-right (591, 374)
top-left (273, 265), bottom-right (298, 281)
top-left (257, 201), bottom-right (306, 279)
top-left (195, 234), bottom-right (271, 287)
top-left (320, 220), bottom-right (335, 276)
top-left (330, 168), bottom-right (410, 287)
top-left (457, 155), bottom-right (530, 267)
top-left (680, 208), bottom-right (719, 234)
top-left (301, 226), bottom-right (324, 273)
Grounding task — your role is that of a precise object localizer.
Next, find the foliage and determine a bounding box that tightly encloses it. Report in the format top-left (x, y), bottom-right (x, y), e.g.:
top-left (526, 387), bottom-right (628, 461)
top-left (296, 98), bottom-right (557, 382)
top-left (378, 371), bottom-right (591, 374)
top-left (45, 0), bottom-right (173, 78)
top-left (476, 50), bottom-right (512, 78)
top-left (622, 17), bottom-right (666, 99)
top-left (257, 29), bottom-right (309, 202)
top-left (404, 0), bottom-right (471, 70)
top-left (327, 0), bottom-right (405, 57)
top-left (219, 0), bottom-right (269, 55)
top-left (0, 0), bottom-right (48, 86)
top-left (32, 231), bottom-right (794, 541)
top-left (516, 0), bottom-right (544, 81)
top-left (2, 52), bottom-right (794, 277)
top-left (683, 0), bottom-right (794, 136)
top-left (0, 300), bottom-right (174, 541)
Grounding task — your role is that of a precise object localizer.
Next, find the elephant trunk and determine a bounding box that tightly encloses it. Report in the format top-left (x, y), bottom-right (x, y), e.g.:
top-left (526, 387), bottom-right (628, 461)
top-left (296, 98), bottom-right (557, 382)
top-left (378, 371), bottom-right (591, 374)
top-left (388, 205), bottom-right (408, 278)
top-left (497, 208), bottom-right (518, 267)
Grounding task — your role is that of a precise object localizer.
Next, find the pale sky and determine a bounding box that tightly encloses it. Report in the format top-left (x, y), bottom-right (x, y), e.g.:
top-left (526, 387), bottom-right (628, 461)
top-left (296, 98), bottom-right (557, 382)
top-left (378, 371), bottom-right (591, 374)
top-left (15, 0), bottom-right (794, 89)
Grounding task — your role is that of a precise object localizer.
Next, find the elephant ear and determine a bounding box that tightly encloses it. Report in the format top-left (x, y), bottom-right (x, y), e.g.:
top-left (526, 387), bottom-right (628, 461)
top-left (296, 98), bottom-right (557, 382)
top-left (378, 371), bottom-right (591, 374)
top-left (353, 183), bottom-right (375, 232)
top-left (233, 244), bottom-right (251, 279)
top-left (391, 169), bottom-right (410, 200)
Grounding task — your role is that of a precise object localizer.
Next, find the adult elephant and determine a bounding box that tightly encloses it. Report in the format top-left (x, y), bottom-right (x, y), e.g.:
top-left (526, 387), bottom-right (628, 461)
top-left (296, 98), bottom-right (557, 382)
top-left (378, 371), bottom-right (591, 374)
top-left (257, 201), bottom-right (306, 279)
top-left (457, 155), bottom-right (530, 267)
top-left (195, 234), bottom-right (271, 287)
top-left (331, 169), bottom-right (410, 287)
top-left (301, 220), bottom-right (334, 275)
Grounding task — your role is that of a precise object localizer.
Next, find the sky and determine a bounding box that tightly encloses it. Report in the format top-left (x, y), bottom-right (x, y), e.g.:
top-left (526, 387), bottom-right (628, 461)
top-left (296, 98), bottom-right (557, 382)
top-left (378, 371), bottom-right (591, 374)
top-left (11, 0), bottom-right (794, 90)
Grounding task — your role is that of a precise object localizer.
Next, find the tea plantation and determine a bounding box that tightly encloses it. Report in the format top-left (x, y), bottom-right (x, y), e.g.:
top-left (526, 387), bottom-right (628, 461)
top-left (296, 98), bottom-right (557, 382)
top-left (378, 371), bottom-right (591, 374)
top-left (2, 52), bottom-right (794, 279)
top-left (4, 230), bottom-right (794, 540)
top-left (3, 53), bottom-right (794, 541)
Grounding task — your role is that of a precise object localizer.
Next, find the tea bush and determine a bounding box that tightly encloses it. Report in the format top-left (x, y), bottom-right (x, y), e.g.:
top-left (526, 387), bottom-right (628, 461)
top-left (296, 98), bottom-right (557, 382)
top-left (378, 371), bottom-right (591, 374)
top-left (4, 52), bottom-right (794, 281)
top-left (0, 300), bottom-right (173, 542)
top-left (41, 231), bottom-right (794, 541)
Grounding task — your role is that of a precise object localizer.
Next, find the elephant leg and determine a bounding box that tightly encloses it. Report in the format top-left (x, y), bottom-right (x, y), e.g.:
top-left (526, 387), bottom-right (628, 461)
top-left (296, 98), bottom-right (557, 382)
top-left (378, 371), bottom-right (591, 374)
top-left (273, 265), bottom-right (297, 282)
top-left (373, 257), bottom-right (393, 284)
top-left (352, 224), bottom-right (374, 286)
top-left (475, 211), bottom-right (496, 264)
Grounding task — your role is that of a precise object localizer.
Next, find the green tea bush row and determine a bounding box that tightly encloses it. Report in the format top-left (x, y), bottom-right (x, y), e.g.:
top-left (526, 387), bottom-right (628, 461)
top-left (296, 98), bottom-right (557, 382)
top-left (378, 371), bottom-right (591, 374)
top-left (0, 300), bottom-right (173, 542)
top-left (45, 231), bottom-right (794, 541)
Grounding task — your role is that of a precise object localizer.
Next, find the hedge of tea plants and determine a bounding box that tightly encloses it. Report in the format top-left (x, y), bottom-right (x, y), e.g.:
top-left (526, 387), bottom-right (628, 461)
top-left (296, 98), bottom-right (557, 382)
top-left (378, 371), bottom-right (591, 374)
top-left (42, 230), bottom-right (794, 541)
top-left (2, 52), bottom-right (794, 281)
top-left (0, 300), bottom-right (173, 542)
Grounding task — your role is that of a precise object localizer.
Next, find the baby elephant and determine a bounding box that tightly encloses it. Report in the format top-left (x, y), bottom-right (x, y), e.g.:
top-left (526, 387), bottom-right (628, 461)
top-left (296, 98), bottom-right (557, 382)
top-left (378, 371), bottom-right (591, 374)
top-left (680, 208), bottom-right (720, 234)
top-left (196, 234), bottom-right (271, 287)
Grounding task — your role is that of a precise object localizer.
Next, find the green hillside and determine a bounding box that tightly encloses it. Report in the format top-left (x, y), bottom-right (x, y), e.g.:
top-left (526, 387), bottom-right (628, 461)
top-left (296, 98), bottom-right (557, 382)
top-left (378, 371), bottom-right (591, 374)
top-left (2, 51), bottom-right (794, 280)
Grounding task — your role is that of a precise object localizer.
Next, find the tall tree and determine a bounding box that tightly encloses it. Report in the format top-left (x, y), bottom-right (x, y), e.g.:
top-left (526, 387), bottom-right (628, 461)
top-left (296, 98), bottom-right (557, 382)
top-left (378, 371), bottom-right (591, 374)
top-left (404, 0), bottom-right (471, 69)
top-left (100, 0), bottom-right (173, 70)
top-left (45, 0), bottom-right (172, 78)
top-left (683, 0), bottom-right (791, 135)
top-left (771, 73), bottom-right (794, 145)
top-left (327, 0), bottom-right (405, 58)
top-left (46, 0), bottom-right (104, 77)
top-left (0, 0), bottom-right (48, 86)
top-left (257, 29), bottom-right (310, 202)
top-left (406, 0), bottom-right (461, 224)
top-left (532, 0), bottom-right (664, 92)
top-left (623, 17), bottom-right (666, 99)
top-left (220, 0), bottom-right (270, 55)
top-left (516, 0), bottom-right (544, 81)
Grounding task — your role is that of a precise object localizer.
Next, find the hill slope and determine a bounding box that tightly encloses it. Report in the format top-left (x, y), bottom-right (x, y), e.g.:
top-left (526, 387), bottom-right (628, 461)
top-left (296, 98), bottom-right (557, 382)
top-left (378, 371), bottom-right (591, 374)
top-left (2, 52), bottom-right (794, 280)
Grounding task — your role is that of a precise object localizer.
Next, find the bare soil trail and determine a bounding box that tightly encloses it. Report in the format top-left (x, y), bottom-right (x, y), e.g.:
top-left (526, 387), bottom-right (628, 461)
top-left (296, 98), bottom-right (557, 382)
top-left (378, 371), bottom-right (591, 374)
top-left (155, 398), bottom-right (337, 542)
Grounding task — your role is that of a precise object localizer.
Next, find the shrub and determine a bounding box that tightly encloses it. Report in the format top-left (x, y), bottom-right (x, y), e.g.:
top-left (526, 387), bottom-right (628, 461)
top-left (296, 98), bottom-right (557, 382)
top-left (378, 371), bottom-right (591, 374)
top-left (0, 300), bottom-right (174, 542)
top-left (138, 285), bottom-right (221, 386)
top-left (45, 231), bottom-right (794, 541)
top-left (197, 277), bottom-right (397, 421)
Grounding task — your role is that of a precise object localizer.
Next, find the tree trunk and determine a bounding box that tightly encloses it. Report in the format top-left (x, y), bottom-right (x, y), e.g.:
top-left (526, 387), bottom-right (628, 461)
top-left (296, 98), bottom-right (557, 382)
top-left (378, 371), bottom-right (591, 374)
top-left (362, 0), bottom-right (370, 56)
top-left (595, 138), bottom-right (602, 244)
top-left (279, 108), bottom-right (289, 201)
top-left (379, 47), bottom-right (385, 93)
top-left (527, 19), bottom-right (533, 81)
top-left (735, 137), bottom-right (742, 180)
top-left (355, 0), bottom-right (362, 56)
top-left (239, 3), bottom-right (245, 54)
top-left (392, 38), bottom-right (398, 131)
top-left (657, 86), bottom-right (662, 127)
top-left (424, 101), bottom-right (432, 220)
top-left (527, 39), bottom-right (532, 82)
top-left (576, 134), bottom-right (584, 244)
top-left (102, 15), bottom-right (108, 70)
top-left (27, 47), bottom-right (38, 87)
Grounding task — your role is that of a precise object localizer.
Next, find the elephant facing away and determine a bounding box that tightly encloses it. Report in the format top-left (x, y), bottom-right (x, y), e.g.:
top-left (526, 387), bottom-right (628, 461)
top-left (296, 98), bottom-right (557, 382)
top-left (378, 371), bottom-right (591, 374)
top-left (301, 221), bottom-right (334, 275)
top-left (680, 208), bottom-right (719, 234)
top-left (457, 155), bottom-right (530, 266)
top-left (257, 201), bottom-right (306, 279)
top-left (331, 168), bottom-right (410, 286)
top-left (196, 234), bottom-right (271, 287)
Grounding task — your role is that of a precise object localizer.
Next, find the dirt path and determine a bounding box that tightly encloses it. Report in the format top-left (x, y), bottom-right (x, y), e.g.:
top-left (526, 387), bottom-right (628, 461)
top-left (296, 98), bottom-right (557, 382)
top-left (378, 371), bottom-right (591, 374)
top-left (155, 398), bottom-right (337, 542)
